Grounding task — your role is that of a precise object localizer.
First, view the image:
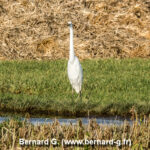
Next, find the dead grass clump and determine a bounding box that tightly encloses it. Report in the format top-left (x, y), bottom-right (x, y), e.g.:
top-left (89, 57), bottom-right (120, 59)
top-left (0, 0), bottom-right (150, 60)
top-left (0, 115), bottom-right (149, 150)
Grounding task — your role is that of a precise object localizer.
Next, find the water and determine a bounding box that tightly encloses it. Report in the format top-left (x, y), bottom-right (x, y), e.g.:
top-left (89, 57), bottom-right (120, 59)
top-left (0, 116), bottom-right (133, 125)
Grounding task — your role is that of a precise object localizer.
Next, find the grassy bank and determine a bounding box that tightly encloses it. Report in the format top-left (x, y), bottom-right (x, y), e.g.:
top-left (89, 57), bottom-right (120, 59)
top-left (0, 59), bottom-right (150, 116)
top-left (0, 115), bottom-right (149, 150)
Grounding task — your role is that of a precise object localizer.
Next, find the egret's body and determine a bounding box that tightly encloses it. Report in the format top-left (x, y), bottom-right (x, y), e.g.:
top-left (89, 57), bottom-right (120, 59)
top-left (67, 22), bottom-right (83, 94)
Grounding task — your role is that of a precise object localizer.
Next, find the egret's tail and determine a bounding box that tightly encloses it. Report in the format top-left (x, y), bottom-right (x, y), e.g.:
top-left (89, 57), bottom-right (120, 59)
top-left (74, 87), bottom-right (81, 94)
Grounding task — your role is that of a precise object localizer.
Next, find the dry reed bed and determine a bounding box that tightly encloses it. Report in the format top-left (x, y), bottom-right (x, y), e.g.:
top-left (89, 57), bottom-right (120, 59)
top-left (0, 115), bottom-right (149, 150)
top-left (0, 0), bottom-right (150, 60)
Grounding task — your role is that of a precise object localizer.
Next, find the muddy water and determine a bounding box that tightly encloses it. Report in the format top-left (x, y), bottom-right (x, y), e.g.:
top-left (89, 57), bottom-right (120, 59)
top-left (0, 116), bottom-right (133, 125)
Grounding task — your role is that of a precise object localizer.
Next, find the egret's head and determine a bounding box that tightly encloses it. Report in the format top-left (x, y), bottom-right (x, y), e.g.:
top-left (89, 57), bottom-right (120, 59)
top-left (68, 21), bottom-right (72, 27)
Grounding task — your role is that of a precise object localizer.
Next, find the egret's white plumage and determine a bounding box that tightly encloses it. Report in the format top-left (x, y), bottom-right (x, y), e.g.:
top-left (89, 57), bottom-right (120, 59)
top-left (67, 21), bottom-right (83, 94)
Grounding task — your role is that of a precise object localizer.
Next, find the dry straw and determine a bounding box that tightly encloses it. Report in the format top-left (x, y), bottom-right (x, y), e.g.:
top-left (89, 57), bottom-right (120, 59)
top-left (0, 0), bottom-right (150, 60)
top-left (0, 115), bottom-right (149, 150)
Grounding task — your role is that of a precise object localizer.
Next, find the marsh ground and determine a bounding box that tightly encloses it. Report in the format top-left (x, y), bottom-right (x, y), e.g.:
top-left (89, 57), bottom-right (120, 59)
top-left (0, 59), bottom-right (149, 117)
top-left (0, 115), bottom-right (149, 150)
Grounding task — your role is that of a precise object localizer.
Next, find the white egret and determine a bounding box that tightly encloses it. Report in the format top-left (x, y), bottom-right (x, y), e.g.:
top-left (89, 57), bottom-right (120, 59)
top-left (67, 21), bottom-right (83, 96)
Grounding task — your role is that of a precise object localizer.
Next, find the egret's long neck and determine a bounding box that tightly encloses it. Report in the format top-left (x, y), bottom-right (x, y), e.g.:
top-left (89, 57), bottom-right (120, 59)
top-left (69, 25), bottom-right (75, 61)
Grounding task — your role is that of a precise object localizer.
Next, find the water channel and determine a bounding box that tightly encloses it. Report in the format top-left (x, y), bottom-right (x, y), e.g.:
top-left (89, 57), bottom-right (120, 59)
top-left (0, 115), bottom-right (134, 125)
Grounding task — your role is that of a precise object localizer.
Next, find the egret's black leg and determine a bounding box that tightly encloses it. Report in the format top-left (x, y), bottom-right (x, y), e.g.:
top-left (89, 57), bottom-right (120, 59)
top-left (72, 88), bottom-right (74, 100)
top-left (79, 91), bottom-right (82, 100)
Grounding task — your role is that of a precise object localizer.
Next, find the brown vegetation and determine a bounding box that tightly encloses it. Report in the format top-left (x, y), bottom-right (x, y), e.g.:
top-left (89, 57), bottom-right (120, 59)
top-left (0, 0), bottom-right (150, 60)
top-left (0, 115), bottom-right (149, 150)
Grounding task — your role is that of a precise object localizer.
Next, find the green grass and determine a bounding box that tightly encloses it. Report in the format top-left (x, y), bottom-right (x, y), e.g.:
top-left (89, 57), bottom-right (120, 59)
top-left (0, 59), bottom-right (150, 116)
